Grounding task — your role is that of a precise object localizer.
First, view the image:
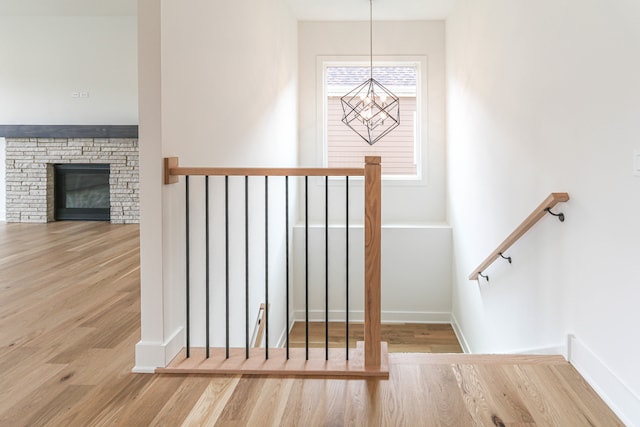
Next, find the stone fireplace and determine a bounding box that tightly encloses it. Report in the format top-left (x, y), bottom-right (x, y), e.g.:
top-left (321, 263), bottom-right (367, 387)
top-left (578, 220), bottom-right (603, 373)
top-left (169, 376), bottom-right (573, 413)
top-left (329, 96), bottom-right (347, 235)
top-left (2, 126), bottom-right (139, 224)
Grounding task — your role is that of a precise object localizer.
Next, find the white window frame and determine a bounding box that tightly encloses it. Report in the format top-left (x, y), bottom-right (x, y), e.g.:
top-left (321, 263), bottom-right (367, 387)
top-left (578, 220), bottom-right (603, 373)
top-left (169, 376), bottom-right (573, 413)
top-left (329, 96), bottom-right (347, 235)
top-left (317, 56), bottom-right (427, 183)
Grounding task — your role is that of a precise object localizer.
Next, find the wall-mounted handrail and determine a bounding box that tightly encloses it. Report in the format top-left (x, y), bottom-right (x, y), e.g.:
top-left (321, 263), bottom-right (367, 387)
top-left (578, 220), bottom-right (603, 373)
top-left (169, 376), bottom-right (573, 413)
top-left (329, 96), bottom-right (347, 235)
top-left (469, 192), bottom-right (570, 281)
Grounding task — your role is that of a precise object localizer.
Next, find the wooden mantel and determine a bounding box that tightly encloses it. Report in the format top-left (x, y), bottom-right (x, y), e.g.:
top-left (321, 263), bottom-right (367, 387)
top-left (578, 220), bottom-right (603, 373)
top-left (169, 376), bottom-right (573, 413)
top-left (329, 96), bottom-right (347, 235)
top-left (0, 125), bottom-right (138, 139)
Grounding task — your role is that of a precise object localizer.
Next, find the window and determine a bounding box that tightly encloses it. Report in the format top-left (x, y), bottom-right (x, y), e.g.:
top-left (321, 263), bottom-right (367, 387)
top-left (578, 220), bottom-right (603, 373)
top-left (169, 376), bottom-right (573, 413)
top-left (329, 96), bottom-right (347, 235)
top-left (324, 62), bottom-right (420, 178)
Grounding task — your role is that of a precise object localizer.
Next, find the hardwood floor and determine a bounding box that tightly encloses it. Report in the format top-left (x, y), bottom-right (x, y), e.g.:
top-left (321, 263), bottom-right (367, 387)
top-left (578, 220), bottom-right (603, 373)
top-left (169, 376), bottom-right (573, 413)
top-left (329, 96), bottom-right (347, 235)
top-left (0, 222), bottom-right (623, 426)
top-left (288, 322), bottom-right (463, 353)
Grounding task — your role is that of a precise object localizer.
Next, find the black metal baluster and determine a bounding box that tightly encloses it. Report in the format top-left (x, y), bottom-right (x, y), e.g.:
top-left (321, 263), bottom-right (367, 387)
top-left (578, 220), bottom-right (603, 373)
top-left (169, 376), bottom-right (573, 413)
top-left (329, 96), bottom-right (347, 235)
top-left (345, 175), bottom-right (349, 360)
top-left (265, 176), bottom-right (269, 359)
top-left (325, 176), bottom-right (329, 361)
top-left (186, 176), bottom-right (190, 358)
top-left (225, 176), bottom-right (230, 359)
top-left (285, 176), bottom-right (290, 360)
top-left (245, 176), bottom-right (249, 359)
top-left (205, 176), bottom-right (210, 359)
top-left (305, 176), bottom-right (309, 360)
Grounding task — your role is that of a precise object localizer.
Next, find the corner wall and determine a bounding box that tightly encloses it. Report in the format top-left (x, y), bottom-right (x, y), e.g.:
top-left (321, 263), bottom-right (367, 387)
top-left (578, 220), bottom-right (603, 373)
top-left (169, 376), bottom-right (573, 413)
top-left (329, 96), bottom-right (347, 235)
top-left (135, 0), bottom-right (298, 370)
top-left (446, 0), bottom-right (640, 423)
top-left (296, 21), bottom-right (452, 323)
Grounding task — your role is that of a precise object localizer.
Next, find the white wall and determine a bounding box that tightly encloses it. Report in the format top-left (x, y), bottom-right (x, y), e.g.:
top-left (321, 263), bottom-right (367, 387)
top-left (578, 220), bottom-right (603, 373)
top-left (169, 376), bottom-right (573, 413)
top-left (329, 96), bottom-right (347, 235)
top-left (298, 21), bottom-right (446, 224)
top-left (295, 21), bottom-right (452, 323)
top-left (0, 15), bottom-right (137, 124)
top-left (0, 14), bottom-right (137, 223)
top-left (135, 0), bottom-right (166, 371)
top-left (447, 0), bottom-right (640, 423)
top-left (135, 0), bottom-right (298, 370)
top-left (293, 225), bottom-right (452, 324)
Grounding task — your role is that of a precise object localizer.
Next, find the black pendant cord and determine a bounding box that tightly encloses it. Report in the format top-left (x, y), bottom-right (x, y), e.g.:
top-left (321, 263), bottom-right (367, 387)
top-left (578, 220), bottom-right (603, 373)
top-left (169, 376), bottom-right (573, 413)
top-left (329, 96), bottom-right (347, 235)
top-left (369, 0), bottom-right (373, 79)
top-left (185, 176), bottom-right (190, 358)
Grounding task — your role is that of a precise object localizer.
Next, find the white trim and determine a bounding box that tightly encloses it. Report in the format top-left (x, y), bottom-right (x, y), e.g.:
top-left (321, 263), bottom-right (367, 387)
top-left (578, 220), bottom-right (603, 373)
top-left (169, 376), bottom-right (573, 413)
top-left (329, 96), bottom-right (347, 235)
top-left (567, 334), bottom-right (640, 426)
top-left (131, 366), bottom-right (157, 374)
top-left (291, 223), bottom-right (451, 230)
top-left (294, 309), bottom-right (451, 324)
top-left (450, 313), bottom-right (471, 354)
top-left (277, 316), bottom-right (297, 348)
top-left (132, 326), bottom-right (184, 373)
top-left (506, 344), bottom-right (567, 358)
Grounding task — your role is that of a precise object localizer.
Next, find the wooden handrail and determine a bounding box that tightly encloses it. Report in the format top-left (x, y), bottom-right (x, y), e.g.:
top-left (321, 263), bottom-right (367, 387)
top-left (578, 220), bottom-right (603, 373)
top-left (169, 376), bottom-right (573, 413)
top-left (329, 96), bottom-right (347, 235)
top-left (164, 157), bottom-right (364, 183)
top-left (468, 192), bottom-right (570, 281)
top-left (163, 156), bottom-right (384, 372)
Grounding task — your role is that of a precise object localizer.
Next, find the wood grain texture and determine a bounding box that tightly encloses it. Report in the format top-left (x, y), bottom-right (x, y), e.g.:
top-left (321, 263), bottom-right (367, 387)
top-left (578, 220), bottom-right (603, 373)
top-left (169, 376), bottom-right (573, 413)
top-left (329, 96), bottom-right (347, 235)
top-left (0, 222), bottom-right (623, 426)
top-left (469, 192), bottom-right (570, 280)
top-left (163, 157), bottom-right (365, 178)
top-left (164, 157), bottom-right (179, 185)
top-left (364, 156), bottom-right (382, 368)
top-left (0, 125), bottom-right (138, 139)
top-left (169, 165), bottom-right (365, 177)
top-left (158, 342), bottom-right (390, 378)
top-left (253, 303), bottom-right (270, 348)
top-left (288, 321), bottom-right (463, 353)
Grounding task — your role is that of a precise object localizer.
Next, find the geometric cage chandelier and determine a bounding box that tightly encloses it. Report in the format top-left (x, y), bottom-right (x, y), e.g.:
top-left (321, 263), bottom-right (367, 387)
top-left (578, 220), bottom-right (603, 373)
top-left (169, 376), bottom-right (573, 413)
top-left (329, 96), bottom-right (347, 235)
top-left (340, 0), bottom-right (400, 145)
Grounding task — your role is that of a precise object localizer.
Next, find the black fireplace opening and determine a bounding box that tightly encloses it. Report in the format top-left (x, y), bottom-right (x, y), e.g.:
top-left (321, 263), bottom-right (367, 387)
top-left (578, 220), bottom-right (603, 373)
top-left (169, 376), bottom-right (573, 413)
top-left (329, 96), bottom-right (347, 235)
top-left (54, 163), bottom-right (110, 221)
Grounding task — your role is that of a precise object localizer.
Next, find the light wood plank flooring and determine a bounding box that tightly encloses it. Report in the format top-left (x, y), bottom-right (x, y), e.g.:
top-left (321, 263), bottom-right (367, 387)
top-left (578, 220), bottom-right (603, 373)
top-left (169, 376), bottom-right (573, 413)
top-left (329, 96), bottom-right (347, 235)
top-left (0, 222), bottom-right (623, 426)
top-left (289, 322), bottom-right (463, 353)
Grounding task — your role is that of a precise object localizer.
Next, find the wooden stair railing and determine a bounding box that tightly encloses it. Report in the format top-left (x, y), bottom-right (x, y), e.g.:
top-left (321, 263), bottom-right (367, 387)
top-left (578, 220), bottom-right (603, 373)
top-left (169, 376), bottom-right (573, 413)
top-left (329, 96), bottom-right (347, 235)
top-left (160, 156), bottom-right (387, 378)
top-left (469, 192), bottom-right (569, 281)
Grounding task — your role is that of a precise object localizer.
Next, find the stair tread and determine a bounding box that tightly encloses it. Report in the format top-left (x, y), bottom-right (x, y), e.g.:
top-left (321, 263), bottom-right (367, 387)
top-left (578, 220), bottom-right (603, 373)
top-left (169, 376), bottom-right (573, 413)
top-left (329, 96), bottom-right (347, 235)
top-left (390, 353), bottom-right (567, 365)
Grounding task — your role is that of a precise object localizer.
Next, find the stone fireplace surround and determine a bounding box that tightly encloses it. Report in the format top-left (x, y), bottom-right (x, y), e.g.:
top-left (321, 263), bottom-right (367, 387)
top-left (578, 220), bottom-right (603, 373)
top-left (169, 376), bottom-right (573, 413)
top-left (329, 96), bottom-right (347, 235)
top-left (1, 125), bottom-right (139, 224)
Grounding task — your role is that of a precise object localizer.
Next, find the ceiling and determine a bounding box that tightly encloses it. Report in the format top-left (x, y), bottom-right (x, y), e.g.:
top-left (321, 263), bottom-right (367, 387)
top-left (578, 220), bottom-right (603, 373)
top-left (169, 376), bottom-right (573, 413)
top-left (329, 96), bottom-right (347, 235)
top-left (285, 0), bottom-right (455, 21)
top-left (0, 0), bottom-right (454, 20)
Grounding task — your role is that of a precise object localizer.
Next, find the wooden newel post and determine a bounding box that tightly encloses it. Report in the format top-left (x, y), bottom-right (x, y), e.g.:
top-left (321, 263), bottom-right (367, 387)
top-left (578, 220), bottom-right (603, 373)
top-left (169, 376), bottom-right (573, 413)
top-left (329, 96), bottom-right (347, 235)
top-left (164, 157), bottom-right (179, 185)
top-left (364, 156), bottom-right (381, 368)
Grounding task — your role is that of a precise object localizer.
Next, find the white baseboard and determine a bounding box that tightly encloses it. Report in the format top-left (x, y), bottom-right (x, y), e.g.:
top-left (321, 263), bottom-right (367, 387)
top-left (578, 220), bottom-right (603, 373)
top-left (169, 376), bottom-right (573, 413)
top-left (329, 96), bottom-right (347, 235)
top-left (276, 317), bottom-right (296, 348)
top-left (506, 343), bottom-right (567, 358)
top-left (568, 334), bottom-right (640, 426)
top-left (132, 327), bottom-right (184, 373)
top-left (450, 313), bottom-right (471, 354)
top-left (293, 310), bottom-right (451, 324)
